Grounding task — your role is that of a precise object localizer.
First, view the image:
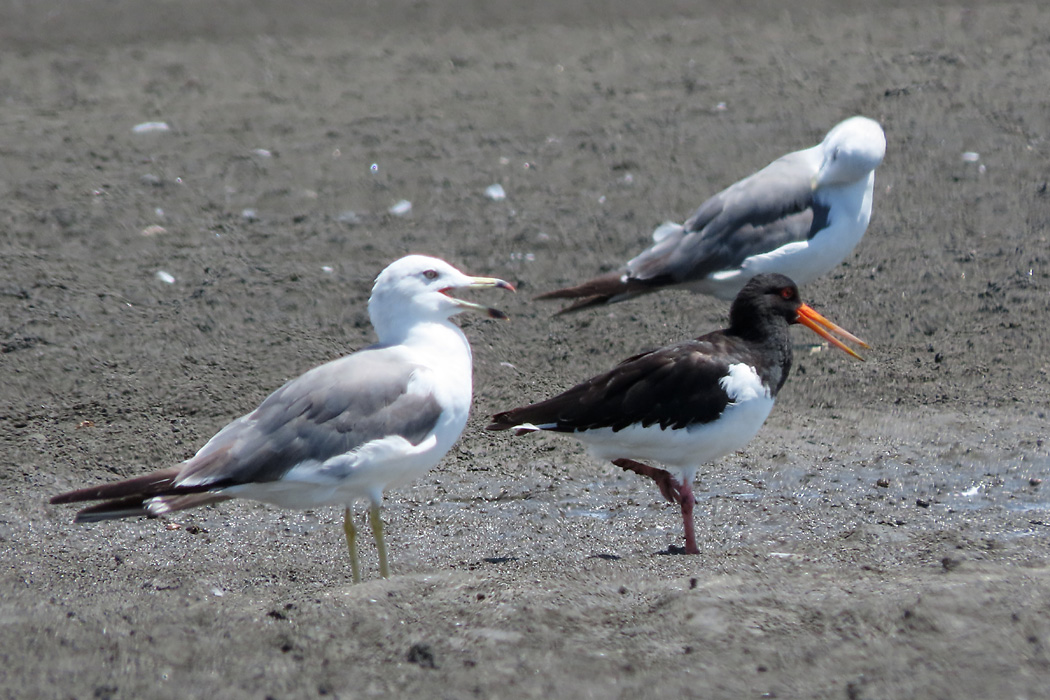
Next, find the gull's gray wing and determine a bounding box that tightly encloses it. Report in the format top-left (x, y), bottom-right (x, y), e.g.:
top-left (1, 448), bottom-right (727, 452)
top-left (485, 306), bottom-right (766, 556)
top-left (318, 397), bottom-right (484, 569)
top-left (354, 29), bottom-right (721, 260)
top-left (627, 151), bottom-right (829, 283)
top-left (175, 348), bottom-right (442, 489)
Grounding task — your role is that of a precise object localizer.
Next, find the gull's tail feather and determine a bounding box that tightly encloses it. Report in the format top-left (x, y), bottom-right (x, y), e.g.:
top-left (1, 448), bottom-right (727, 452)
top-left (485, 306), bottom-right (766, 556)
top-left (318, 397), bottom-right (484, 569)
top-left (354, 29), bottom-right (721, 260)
top-left (51, 466), bottom-right (230, 522)
top-left (70, 492), bottom-right (231, 523)
top-left (72, 495), bottom-right (157, 522)
top-left (50, 466), bottom-right (184, 505)
top-left (534, 271), bottom-right (659, 315)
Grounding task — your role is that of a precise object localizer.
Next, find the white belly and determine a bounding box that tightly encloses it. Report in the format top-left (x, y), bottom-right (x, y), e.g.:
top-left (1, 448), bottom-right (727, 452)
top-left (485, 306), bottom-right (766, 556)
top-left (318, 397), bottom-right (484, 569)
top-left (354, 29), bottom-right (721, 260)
top-left (572, 362), bottom-right (775, 482)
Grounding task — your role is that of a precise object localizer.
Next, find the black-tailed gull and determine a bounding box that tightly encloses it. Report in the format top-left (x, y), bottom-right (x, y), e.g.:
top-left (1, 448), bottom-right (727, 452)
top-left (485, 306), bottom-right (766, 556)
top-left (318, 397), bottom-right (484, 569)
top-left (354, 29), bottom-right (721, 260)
top-left (537, 116), bottom-right (886, 313)
top-left (51, 255), bottom-right (514, 582)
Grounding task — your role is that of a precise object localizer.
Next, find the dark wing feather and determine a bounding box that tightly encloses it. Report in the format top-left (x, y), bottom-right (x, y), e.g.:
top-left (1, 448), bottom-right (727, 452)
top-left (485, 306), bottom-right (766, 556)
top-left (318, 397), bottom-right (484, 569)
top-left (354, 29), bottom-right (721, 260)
top-left (488, 337), bottom-right (743, 433)
top-left (628, 152), bottom-right (826, 283)
top-left (532, 271), bottom-right (667, 314)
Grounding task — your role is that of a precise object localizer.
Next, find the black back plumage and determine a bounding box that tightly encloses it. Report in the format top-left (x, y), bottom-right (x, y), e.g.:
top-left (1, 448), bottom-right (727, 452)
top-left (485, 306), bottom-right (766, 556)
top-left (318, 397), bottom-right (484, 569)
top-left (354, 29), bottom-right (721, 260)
top-left (489, 273), bottom-right (802, 434)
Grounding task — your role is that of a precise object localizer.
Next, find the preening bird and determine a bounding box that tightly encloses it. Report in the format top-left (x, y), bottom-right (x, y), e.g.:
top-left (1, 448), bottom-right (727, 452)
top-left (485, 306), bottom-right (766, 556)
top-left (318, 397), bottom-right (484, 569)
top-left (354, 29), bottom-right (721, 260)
top-left (537, 116), bottom-right (886, 313)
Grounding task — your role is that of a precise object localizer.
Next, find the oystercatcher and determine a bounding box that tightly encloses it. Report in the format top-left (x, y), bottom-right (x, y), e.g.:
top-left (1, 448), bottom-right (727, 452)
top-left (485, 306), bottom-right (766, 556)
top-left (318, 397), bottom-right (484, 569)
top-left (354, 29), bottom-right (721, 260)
top-left (537, 116), bottom-right (886, 313)
top-left (51, 255), bottom-right (514, 582)
top-left (489, 273), bottom-right (864, 554)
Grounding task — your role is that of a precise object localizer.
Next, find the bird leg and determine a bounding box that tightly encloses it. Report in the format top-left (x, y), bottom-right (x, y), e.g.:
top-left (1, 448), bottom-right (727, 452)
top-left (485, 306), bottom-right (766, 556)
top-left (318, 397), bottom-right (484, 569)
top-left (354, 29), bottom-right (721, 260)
top-left (343, 507), bottom-right (361, 584)
top-left (677, 479), bottom-right (699, 555)
top-left (611, 458), bottom-right (680, 503)
top-left (612, 458), bottom-right (699, 555)
top-left (369, 503), bottom-right (390, 579)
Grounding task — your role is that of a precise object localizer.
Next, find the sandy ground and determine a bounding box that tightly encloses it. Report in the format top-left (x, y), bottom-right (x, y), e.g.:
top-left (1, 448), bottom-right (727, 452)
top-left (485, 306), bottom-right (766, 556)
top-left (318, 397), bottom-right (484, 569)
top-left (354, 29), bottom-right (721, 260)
top-left (2, 1), bottom-right (1050, 698)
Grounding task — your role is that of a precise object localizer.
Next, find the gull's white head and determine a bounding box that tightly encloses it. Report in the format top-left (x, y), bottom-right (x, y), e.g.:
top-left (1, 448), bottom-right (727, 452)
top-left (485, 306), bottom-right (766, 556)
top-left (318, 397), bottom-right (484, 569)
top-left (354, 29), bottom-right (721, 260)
top-left (813, 116), bottom-right (886, 188)
top-left (368, 255), bottom-right (514, 339)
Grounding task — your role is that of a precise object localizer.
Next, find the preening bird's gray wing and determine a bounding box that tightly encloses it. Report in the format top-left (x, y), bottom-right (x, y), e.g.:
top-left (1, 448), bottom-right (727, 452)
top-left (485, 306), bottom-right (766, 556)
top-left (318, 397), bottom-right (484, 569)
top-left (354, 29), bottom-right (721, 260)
top-left (627, 151), bottom-right (827, 283)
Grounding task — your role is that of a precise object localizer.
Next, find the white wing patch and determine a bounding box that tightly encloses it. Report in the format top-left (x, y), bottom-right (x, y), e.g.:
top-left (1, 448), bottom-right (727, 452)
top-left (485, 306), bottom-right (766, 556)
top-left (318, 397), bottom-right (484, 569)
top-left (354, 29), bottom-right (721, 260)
top-left (719, 362), bottom-right (772, 403)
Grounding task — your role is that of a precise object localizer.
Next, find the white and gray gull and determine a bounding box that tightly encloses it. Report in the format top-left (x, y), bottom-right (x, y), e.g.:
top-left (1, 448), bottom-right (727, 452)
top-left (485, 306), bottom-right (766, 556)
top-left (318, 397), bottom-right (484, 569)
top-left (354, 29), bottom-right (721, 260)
top-left (537, 116), bottom-right (886, 313)
top-left (51, 255), bottom-right (514, 583)
top-left (490, 273), bottom-right (865, 555)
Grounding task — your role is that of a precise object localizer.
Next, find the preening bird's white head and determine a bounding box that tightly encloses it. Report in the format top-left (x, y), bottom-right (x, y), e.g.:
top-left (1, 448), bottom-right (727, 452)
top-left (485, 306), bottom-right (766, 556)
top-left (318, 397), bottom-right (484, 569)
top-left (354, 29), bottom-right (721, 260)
top-left (368, 255), bottom-right (514, 342)
top-left (813, 116), bottom-right (886, 188)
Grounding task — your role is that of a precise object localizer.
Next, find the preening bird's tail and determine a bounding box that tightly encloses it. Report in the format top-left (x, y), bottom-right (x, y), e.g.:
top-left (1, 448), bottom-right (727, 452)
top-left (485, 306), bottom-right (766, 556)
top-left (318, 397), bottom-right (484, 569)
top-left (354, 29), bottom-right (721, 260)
top-left (534, 271), bottom-right (657, 315)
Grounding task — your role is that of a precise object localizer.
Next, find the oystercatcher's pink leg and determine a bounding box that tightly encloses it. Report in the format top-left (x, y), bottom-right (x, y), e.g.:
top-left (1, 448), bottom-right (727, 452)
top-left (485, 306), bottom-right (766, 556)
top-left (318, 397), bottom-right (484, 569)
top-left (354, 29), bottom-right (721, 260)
top-left (612, 458), bottom-right (699, 554)
top-left (612, 458), bottom-right (680, 503)
top-left (677, 479), bottom-right (699, 555)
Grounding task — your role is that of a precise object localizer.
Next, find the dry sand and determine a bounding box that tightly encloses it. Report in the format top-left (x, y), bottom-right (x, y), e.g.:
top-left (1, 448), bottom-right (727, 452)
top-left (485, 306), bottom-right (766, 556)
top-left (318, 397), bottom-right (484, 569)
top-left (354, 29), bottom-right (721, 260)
top-left (2, 1), bottom-right (1049, 698)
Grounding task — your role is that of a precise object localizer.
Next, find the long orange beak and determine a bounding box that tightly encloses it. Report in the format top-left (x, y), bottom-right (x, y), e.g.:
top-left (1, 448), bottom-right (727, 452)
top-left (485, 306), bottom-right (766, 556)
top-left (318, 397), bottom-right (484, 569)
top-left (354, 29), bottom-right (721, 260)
top-left (796, 303), bottom-right (868, 361)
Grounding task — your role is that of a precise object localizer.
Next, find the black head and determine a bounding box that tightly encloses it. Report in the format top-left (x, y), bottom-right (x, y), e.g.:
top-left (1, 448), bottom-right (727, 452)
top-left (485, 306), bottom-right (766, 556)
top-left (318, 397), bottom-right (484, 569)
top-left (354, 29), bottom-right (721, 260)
top-left (728, 273), bottom-right (802, 337)
top-left (730, 273), bottom-right (867, 360)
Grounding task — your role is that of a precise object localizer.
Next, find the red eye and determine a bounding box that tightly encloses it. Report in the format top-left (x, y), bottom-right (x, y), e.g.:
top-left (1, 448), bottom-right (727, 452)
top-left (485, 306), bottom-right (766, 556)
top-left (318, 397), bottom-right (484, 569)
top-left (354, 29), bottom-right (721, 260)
top-left (423, 269), bottom-right (439, 280)
top-left (780, 287), bottom-right (794, 300)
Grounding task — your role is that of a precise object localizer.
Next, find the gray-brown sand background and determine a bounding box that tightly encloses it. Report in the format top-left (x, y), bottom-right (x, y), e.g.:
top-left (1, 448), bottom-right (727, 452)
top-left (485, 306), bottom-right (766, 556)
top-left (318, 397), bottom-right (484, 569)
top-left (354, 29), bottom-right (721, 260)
top-left (3, 1), bottom-right (1050, 698)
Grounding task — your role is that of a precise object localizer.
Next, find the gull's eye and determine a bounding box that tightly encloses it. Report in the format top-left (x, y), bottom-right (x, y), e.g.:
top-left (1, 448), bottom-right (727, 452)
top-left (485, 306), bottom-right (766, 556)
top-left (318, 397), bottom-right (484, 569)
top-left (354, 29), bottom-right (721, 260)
top-left (422, 269), bottom-right (439, 280)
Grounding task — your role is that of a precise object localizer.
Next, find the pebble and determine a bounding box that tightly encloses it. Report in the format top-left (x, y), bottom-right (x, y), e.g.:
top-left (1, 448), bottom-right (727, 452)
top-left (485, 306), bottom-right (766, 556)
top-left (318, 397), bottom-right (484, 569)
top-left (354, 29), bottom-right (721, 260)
top-left (155, 270), bottom-right (176, 284)
top-left (132, 121), bottom-right (171, 134)
top-left (389, 200), bottom-right (412, 216)
top-left (485, 183), bottom-right (507, 201)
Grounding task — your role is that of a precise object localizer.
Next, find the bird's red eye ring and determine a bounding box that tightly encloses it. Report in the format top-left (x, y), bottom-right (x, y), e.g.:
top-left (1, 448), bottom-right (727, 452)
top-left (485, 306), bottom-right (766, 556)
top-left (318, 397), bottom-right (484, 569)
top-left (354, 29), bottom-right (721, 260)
top-left (780, 287), bottom-right (794, 300)
top-left (423, 269), bottom-right (439, 280)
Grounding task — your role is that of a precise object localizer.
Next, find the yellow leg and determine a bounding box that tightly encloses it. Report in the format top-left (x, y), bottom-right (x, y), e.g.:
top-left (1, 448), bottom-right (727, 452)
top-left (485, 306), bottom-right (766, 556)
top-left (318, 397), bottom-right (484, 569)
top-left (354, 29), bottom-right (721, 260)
top-left (369, 503), bottom-right (389, 579)
top-left (343, 507), bottom-right (361, 584)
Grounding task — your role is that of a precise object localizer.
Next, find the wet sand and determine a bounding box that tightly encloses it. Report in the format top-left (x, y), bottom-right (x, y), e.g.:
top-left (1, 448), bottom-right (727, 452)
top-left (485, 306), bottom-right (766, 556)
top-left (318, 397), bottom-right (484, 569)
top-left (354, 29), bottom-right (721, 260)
top-left (2, 1), bottom-right (1049, 698)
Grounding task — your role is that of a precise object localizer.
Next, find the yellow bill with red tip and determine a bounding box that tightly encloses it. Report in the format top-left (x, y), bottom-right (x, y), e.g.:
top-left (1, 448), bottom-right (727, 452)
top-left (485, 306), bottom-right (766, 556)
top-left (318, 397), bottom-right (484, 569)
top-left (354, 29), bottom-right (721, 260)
top-left (796, 303), bottom-right (868, 360)
top-left (441, 276), bottom-right (516, 320)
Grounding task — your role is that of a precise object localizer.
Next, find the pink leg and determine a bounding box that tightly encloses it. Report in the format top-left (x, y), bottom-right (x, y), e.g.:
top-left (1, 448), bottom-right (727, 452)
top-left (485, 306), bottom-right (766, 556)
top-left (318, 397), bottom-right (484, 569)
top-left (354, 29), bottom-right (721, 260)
top-left (678, 479), bottom-right (699, 555)
top-left (612, 458), bottom-right (680, 503)
top-left (612, 458), bottom-right (700, 555)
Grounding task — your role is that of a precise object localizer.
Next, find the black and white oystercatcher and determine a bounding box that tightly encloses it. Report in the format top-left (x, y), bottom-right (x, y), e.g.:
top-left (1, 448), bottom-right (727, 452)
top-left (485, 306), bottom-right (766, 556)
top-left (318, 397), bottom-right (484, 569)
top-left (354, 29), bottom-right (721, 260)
top-left (488, 273), bottom-right (865, 554)
top-left (51, 255), bottom-right (514, 583)
top-left (537, 116), bottom-right (886, 313)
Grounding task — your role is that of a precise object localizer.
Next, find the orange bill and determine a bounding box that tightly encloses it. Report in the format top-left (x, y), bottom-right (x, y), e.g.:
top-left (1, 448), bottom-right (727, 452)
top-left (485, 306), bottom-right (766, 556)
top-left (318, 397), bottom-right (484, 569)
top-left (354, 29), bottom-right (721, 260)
top-left (796, 303), bottom-right (868, 361)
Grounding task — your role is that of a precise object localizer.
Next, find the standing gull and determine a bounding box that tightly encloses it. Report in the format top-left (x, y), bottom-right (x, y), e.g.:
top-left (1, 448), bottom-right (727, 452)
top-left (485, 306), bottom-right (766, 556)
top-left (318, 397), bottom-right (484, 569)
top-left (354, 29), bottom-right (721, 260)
top-left (489, 273), bottom-right (864, 555)
top-left (51, 255), bottom-right (514, 582)
top-left (537, 116), bottom-right (886, 313)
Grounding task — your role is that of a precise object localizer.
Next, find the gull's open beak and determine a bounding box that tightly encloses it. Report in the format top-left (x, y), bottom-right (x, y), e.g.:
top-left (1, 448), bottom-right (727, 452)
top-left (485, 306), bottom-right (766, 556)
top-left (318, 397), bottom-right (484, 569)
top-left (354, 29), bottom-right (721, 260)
top-left (796, 303), bottom-right (868, 361)
top-left (442, 277), bottom-right (515, 320)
